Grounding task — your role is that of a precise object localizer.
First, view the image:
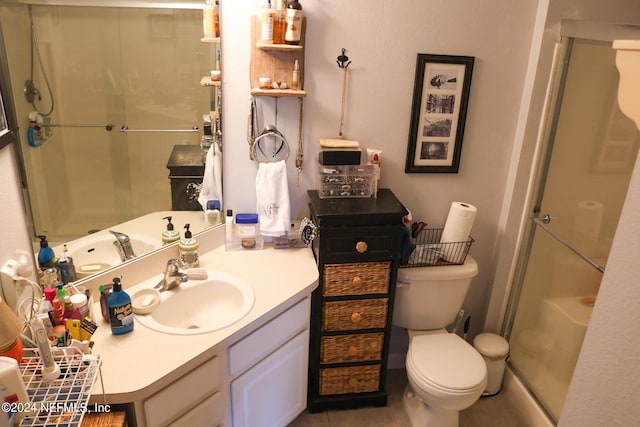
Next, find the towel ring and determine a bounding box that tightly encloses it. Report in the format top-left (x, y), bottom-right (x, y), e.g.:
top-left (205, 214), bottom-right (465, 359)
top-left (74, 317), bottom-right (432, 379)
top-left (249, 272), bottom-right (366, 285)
top-left (252, 125), bottom-right (290, 163)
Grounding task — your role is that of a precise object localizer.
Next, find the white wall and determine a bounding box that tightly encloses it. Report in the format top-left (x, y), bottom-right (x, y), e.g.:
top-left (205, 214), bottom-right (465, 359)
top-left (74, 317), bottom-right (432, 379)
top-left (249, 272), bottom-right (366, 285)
top-left (0, 144), bottom-right (34, 290)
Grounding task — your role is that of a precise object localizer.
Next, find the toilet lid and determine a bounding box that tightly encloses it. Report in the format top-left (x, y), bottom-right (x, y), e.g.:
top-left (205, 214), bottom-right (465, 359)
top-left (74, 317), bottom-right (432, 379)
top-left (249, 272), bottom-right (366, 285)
top-left (409, 334), bottom-right (486, 391)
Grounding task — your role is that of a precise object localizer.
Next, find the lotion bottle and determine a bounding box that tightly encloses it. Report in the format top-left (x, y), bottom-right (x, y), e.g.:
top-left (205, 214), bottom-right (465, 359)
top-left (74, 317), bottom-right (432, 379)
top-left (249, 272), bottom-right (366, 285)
top-left (261, 0), bottom-right (275, 43)
top-left (205, 200), bottom-right (222, 228)
top-left (162, 216), bottom-right (180, 245)
top-left (225, 209), bottom-right (234, 242)
top-left (108, 277), bottom-right (133, 335)
top-left (179, 224), bottom-right (199, 268)
top-left (285, 0), bottom-right (303, 45)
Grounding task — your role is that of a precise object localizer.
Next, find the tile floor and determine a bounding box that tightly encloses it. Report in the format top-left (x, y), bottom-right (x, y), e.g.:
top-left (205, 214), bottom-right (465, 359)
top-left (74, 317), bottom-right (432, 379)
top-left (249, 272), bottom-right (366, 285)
top-left (289, 369), bottom-right (531, 427)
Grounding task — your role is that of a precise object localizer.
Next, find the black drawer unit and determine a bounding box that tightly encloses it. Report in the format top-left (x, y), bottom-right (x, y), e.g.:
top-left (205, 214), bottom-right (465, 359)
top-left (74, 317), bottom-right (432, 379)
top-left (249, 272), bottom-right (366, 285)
top-left (307, 189), bottom-right (408, 412)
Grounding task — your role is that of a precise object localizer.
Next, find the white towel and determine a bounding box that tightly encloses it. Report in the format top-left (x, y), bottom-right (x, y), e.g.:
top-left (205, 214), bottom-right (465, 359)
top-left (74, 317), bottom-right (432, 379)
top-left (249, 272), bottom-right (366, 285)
top-left (198, 143), bottom-right (223, 211)
top-left (256, 160), bottom-right (290, 237)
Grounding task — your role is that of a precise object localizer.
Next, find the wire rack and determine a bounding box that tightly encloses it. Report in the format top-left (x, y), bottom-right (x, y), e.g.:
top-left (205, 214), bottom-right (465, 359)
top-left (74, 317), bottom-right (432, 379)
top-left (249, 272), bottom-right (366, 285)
top-left (15, 347), bottom-right (102, 427)
top-left (400, 228), bottom-right (474, 268)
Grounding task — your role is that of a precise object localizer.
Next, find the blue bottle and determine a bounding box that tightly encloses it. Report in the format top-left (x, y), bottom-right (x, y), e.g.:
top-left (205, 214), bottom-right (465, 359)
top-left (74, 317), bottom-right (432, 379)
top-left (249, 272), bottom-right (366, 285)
top-left (37, 235), bottom-right (58, 270)
top-left (107, 277), bottom-right (134, 335)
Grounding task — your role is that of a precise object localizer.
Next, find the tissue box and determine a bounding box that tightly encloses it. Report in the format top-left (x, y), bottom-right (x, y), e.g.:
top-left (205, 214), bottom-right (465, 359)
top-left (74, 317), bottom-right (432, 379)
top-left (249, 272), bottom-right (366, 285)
top-left (318, 165), bottom-right (376, 199)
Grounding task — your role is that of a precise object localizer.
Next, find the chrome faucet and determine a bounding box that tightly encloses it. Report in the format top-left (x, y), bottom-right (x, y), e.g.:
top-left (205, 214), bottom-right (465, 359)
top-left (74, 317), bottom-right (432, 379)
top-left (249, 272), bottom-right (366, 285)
top-left (154, 259), bottom-right (189, 292)
top-left (109, 230), bottom-right (136, 261)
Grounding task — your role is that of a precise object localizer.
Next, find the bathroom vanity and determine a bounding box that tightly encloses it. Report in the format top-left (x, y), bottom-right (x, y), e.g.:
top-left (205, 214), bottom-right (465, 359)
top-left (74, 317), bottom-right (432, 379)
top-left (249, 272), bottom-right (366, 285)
top-left (306, 189), bottom-right (408, 412)
top-left (82, 226), bottom-right (318, 427)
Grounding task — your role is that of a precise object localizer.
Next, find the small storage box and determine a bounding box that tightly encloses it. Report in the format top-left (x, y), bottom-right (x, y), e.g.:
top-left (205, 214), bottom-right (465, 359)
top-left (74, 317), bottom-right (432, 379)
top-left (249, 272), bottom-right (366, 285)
top-left (318, 164), bottom-right (375, 199)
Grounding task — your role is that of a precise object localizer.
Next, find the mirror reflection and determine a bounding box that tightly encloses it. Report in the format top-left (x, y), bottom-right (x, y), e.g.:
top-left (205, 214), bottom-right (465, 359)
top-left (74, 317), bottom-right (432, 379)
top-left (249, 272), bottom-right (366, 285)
top-left (0, 2), bottom-right (221, 278)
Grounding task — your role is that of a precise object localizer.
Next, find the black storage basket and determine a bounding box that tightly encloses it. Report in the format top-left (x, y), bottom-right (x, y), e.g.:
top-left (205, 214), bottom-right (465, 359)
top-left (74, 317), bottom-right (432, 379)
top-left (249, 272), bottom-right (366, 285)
top-left (400, 228), bottom-right (474, 268)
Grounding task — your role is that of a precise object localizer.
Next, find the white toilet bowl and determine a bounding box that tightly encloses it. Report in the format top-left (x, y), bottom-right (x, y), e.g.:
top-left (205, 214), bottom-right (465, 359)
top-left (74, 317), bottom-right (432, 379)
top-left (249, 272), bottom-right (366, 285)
top-left (403, 332), bottom-right (487, 427)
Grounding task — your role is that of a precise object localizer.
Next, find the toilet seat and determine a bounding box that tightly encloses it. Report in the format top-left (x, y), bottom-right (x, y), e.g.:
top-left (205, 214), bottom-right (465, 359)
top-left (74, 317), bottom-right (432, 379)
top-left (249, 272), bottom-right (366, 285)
top-left (408, 333), bottom-right (486, 394)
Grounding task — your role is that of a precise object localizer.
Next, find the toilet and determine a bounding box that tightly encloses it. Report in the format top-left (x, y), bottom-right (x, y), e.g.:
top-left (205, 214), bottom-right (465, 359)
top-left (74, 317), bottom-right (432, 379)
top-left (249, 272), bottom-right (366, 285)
top-left (393, 256), bottom-right (487, 427)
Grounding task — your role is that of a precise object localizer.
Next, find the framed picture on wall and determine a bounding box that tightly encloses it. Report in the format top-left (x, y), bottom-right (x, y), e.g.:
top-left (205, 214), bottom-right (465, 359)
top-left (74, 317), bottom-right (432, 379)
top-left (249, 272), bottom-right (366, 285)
top-left (405, 53), bottom-right (474, 173)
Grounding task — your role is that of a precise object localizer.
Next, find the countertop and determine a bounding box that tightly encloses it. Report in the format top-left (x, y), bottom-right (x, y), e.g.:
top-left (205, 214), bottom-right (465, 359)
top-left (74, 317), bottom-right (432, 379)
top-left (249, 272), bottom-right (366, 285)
top-left (85, 226), bottom-right (319, 403)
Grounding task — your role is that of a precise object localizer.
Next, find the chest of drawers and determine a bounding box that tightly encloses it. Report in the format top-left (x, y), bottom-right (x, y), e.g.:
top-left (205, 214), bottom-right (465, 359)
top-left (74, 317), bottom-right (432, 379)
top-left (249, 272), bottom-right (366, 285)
top-left (307, 189), bottom-right (408, 412)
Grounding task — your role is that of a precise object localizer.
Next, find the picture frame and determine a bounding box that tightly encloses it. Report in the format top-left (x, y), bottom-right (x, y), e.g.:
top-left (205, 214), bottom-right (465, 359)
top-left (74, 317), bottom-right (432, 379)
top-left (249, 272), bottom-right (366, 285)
top-left (405, 54), bottom-right (474, 173)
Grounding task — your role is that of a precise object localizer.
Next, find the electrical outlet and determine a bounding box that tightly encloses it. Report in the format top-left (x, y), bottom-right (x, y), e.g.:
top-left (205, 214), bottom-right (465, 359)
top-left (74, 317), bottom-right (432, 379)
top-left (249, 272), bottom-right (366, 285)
top-left (0, 259), bottom-right (21, 310)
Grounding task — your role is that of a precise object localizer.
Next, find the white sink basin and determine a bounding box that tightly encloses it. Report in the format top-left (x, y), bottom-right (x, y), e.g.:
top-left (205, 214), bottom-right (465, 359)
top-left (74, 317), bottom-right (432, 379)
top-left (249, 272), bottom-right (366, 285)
top-left (133, 270), bottom-right (255, 335)
top-left (68, 233), bottom-right (160, 278)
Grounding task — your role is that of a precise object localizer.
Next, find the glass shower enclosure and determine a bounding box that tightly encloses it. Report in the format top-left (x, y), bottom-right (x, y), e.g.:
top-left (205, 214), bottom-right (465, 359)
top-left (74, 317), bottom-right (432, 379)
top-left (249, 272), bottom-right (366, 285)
top-left (505, 37), bottom-right (640, 421)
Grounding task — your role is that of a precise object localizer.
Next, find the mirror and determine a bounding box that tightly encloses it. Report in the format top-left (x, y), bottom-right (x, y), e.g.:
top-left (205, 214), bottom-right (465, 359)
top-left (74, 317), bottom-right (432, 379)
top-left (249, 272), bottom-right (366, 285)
top-left (0, 1), bottom-right (221, 279)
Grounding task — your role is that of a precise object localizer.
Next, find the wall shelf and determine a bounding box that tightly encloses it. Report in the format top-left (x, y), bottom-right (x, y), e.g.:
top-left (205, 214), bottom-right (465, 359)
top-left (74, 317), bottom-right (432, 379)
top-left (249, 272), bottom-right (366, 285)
top-left (250, 15), bottom-right (306, 94)
top-left (201, 76), bottom-right (221, 87)
top-left (200, 36), bottom-right (220, 44)
top-left (250, 88), bottom-right (306, 97)
top-left (256, 41), bottom-right (303, 51)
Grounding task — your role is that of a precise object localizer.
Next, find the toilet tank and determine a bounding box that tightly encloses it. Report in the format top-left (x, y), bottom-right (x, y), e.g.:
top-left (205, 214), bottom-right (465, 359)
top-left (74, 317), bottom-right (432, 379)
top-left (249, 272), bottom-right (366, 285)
top-left (392, 256), bottom-right (478, 330)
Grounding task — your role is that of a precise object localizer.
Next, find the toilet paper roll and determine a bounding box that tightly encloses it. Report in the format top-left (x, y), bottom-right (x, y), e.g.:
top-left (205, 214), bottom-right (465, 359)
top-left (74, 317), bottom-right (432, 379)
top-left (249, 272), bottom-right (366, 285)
top-left (440, 202), bottom-right (477, 263)
top-left (573, 200), bottom-right (603, 241)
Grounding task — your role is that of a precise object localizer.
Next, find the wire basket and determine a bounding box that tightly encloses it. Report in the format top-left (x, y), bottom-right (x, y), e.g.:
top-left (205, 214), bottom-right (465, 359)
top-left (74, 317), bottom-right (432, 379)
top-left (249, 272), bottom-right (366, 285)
top-left (400, 228), bottom-right (474, 268)
top-left (15, 347), bottom-right (102, 427)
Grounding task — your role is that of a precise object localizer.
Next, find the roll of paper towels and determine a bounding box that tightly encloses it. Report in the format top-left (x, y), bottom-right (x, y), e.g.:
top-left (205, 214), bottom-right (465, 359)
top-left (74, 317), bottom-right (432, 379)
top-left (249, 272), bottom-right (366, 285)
top-left (573, 200), bottom-right (603, 241)
top-left (440, 202), bottom-right (477, 262)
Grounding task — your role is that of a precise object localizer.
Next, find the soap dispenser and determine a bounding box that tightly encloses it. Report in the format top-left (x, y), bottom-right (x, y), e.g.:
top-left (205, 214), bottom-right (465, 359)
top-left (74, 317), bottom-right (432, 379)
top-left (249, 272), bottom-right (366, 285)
top-left (162, 216), bottom-right (180, 245)
top-left (107, 277), bottom-right (134, 335)
top-left (179, 224), bottom-right (199, 268)
top-left (37, 235), bottom-right (58, 270)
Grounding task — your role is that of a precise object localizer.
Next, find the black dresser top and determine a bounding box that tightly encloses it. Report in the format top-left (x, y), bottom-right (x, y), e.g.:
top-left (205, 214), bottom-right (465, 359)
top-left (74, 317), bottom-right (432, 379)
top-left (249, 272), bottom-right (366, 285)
top-left (308, 189), bottom-right (408, 227)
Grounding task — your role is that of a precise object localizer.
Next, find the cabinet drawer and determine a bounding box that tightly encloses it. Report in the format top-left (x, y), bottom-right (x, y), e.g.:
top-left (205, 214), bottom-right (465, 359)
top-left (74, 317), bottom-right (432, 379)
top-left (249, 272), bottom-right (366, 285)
top-left (229, 297), bottom-right (310, 377)
top-left (144, 356), bottom-right (220, 427)
top-left (322, 227), bottom-right (400, 261)
top-left (320, 332), bottom-right (384, 364)
top-left (322, 298), bottom-right (388, 331)
top-left (323, 262), bottom-right (390, 296)
top-left (320, 364), bottom-right (381, 395)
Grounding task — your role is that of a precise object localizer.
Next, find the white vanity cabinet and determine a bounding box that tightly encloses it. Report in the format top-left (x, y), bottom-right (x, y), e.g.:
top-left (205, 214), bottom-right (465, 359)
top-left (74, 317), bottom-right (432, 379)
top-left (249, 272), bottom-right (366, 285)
top-left (142, 355), bottom-right (225, 427)
top-left (229, 297), bottom-right (311, 427)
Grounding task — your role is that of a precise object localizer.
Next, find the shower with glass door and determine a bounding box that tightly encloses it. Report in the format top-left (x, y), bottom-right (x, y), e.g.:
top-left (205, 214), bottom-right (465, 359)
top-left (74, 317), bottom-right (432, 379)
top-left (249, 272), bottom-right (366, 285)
top-left (504, 36), bottom-right (640, 421)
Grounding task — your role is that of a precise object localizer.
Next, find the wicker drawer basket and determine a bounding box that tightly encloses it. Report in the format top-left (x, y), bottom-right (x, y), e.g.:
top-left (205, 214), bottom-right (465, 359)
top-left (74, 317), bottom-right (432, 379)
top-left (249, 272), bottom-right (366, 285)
top-left (320, 332), bottom-right (384, 364)
top-left (323, 262), bottom-right (390, 296)
top-left (322, 298), bottom-right (388, 332)
top-left (320, 365), bottom-right (381, 395)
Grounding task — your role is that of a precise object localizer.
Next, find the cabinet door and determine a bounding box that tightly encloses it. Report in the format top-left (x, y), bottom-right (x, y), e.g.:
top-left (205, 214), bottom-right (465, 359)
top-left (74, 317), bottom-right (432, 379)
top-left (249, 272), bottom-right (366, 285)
top-left (231, 330), bottom-right (309, 427)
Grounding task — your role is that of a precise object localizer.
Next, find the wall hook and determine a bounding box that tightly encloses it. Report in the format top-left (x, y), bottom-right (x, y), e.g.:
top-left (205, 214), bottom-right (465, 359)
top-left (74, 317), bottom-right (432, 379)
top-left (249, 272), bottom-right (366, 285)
top-left (336, 48), bottom-right (351, 69)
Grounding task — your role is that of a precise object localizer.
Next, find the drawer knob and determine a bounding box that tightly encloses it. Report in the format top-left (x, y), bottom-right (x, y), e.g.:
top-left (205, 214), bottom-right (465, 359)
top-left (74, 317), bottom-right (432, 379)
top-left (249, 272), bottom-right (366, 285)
top-left (348, 345), bottom-right (359, 356)
top-left (352, 276), bottom-right (362, 286)
top-left (348, 377), bottom-right (359, 387)
top-left (355, 241), bottom-right (368, 253)
top-left (351, 312), bottom-right (362, 323)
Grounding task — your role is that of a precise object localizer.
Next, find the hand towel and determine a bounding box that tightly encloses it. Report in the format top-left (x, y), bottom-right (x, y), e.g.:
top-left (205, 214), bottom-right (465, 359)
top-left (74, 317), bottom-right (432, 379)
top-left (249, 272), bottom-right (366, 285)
top-left (198, 143), bottom-right (223, 211)
top-left (256, 160), bottom-right (290, 237)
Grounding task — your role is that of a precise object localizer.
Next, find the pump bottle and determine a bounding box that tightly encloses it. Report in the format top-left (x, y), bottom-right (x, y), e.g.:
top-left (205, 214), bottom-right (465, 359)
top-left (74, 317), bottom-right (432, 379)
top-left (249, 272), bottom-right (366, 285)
top-left (37, 235), bottom-right (57, 270)
top-left (108, 277), bottom-right (134, 335)
top-left (162, 216), bottom-right (180, 245)
top-left (179, 224), bottom-right (199, 268)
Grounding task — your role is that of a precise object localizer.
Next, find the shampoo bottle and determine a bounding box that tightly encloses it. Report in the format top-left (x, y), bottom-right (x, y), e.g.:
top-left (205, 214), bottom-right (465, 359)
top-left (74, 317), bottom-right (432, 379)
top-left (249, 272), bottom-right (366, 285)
top-left (162, 216), bottom-right (180, 245)
top-left (107, 277), bottom-right (134, 335)
top-left (179, 224), bottom-right (199, 268)
top-left (37, 235), bottom-right (57, 270)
